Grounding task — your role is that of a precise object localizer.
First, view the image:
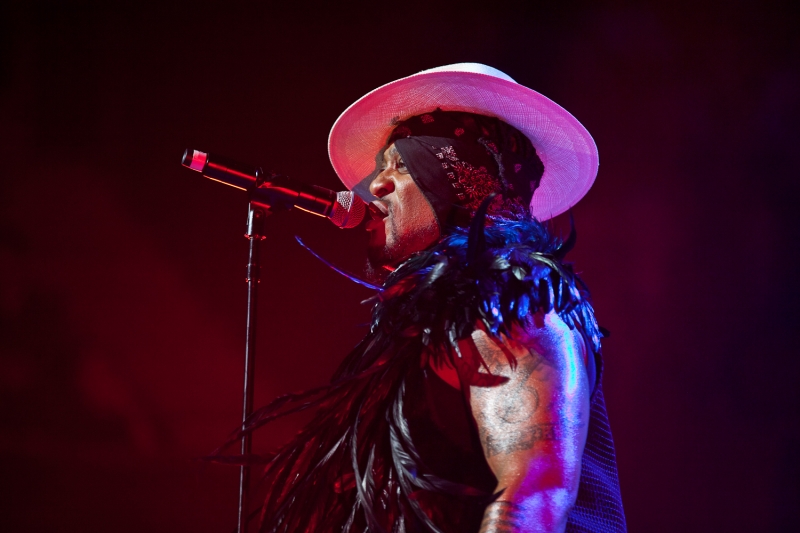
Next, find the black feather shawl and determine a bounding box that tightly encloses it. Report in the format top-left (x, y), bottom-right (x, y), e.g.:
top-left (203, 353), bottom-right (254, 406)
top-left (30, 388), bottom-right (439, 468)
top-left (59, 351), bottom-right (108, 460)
top-left (221, 214), bottom-right (605, 533)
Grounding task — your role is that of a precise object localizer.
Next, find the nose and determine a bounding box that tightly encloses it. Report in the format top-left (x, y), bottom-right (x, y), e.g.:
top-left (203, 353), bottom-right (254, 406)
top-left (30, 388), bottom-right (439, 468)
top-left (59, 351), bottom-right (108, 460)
top-left (369, 171), bottom-right (395, 198)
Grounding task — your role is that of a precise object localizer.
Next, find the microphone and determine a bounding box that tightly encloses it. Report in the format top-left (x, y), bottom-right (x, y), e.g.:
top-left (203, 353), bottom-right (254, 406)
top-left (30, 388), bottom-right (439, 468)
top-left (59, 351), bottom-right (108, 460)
top-left (181, 149), bottom-right (366, 229)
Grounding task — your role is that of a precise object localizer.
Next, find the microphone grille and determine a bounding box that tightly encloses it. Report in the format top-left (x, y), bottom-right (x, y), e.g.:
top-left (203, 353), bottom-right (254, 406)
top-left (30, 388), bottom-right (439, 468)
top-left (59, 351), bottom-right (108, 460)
top-left (330, 191), bottom-right (366, 229)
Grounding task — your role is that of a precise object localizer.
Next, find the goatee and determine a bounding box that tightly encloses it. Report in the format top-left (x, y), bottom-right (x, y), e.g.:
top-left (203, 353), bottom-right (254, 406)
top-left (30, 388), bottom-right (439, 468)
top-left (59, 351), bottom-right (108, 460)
top-left (364, 245), bottom-right (392, 284)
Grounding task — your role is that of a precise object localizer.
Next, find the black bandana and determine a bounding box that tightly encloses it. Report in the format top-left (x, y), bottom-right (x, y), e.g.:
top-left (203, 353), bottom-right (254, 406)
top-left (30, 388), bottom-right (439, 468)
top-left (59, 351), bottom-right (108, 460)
top-left (387, 110), bottom-right (545, 228)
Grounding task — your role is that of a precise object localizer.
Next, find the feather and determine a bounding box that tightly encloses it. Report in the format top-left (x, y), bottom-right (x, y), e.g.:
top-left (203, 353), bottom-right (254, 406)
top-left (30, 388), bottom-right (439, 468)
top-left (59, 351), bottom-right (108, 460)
top-left (555, 212), bottom-right (577, 259)
top-left (221, 216), bottom-right (603, 533)
top-left (466, 193), bottom-right (496, 268)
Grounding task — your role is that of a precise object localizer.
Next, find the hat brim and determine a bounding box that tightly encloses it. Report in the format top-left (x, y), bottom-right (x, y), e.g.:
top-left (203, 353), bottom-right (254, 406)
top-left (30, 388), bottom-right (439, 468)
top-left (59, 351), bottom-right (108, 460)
top-left (328, 68), bottom-right (598, 221)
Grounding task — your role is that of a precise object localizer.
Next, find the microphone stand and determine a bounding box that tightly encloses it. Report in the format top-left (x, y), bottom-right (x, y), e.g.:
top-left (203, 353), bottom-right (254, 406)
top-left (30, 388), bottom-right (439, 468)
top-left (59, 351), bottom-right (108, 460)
top-left (238, 202), bottom-right (267, 533)
top-left (180, 149), bottom-right (362, 531)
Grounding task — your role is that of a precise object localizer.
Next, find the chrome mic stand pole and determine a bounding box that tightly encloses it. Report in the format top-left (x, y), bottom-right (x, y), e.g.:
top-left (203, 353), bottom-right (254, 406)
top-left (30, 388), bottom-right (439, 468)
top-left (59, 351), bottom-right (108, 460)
top-left (238, 202), bottom-right (267, 533)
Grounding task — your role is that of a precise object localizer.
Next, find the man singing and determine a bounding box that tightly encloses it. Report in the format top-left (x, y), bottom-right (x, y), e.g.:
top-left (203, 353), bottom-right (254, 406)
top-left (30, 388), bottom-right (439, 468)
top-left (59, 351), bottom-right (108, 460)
top-left (239, 64), bottom-right (626, 533)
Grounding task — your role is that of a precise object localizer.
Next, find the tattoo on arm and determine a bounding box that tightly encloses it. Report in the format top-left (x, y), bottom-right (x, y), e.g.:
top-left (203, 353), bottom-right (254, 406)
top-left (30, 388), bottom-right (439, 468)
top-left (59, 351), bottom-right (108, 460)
top-left (479, 501), bottom-right (523, 533)
top-left (472, 336), bottom-right (561, 457)
top-left (480, 422), bottom-right (561, 457)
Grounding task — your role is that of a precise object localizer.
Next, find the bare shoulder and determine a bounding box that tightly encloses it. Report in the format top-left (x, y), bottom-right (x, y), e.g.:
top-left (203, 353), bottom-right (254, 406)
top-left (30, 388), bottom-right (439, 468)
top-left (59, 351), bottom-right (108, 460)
top-left (428, 311), bottom-right (589, 390)
top-left (473, 311), bottom-right (589, 376)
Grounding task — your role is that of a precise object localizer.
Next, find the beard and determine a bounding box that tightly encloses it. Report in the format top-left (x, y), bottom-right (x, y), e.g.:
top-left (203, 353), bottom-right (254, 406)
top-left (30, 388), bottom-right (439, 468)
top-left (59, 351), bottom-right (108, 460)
top-left (364, 218), bottom-right (441, 284)
top-left (363, 195), bottom-right (441, 285)
top-left (364, 224), bottom-right (399, 284)
top-left (364, 257), bottom-right (389, 285)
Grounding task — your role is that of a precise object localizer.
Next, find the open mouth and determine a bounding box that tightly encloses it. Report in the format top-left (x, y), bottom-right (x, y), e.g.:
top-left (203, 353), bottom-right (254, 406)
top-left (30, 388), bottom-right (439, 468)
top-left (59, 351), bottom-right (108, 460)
top-left (368, 202), bottom-right (388, 221)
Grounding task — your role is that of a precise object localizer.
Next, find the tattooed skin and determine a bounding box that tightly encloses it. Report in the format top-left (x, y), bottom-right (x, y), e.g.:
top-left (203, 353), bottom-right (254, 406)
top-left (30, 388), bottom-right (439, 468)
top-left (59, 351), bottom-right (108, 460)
top-left (480, 422), bottom-right (561, 457)
top-left (462, 315), bottom-right (590, 533)
top-left (471, 333), bottom-right (560, 456)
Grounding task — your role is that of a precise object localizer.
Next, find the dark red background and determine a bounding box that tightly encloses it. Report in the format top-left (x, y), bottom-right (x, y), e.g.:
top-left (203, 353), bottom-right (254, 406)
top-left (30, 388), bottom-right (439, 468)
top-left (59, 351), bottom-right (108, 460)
top-left (1, 1), bottom-right (798, 531)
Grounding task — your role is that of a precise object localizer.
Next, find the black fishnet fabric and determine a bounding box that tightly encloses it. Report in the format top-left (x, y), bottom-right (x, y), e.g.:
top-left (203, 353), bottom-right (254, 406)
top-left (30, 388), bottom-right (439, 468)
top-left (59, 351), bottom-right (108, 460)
top-left (567, 382), bottom-right (627, 533)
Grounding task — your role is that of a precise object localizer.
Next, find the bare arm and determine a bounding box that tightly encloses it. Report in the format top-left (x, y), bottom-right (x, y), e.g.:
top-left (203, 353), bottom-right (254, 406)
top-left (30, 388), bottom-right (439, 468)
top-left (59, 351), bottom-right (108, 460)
top-left (463, 312), bottom-right (591, 533)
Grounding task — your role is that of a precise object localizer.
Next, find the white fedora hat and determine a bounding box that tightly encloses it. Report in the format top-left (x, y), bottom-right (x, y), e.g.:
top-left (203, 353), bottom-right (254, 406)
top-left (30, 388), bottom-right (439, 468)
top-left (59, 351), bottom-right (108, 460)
top-left (328, 63), bottom-right (599, 221)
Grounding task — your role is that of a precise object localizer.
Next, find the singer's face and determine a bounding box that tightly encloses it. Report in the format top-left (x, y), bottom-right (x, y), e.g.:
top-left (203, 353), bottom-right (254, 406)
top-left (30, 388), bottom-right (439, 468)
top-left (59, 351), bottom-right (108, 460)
top-left (366, 143), bottom-right (440, 267)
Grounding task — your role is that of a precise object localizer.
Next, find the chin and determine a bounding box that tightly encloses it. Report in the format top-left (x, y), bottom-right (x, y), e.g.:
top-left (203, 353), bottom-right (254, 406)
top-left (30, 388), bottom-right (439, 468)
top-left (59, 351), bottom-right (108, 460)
top-left (364, 224), bottom-right (439, 281)
top-left (365, 239), bottom-right (406, 282)
top-left (366, 244), bottom-right (392, 273)
top-left (364, 260), bottom-right (389, 284)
